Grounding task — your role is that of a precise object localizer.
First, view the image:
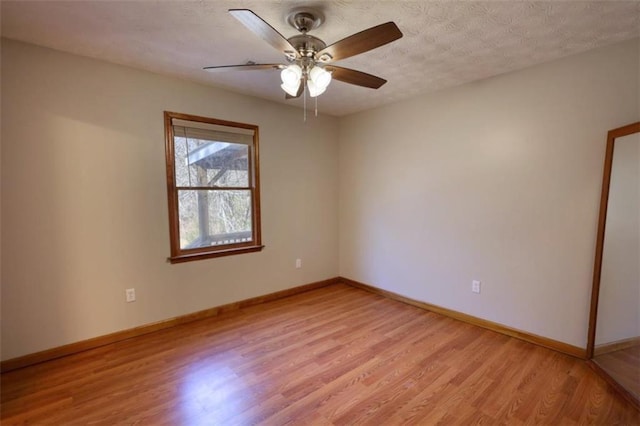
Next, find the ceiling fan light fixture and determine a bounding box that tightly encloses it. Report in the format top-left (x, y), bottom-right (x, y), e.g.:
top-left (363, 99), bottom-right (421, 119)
top-left (281, 82), bottom-right (300, 97)
top-left (307, 79), bottom-right (327, 98)
top-left (309, 66), bottom-right (332, 89)
top-left (280, 64), bottom-right (302, 86)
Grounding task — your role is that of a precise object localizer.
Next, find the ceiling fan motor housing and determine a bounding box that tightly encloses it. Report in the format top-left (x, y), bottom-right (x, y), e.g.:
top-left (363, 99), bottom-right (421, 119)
top-left (288, 34), bottom-right (326, 59)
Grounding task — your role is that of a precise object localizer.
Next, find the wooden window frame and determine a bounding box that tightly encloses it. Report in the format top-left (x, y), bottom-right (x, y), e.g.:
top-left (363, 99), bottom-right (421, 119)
top-left (164, 111), bottom-right (263, 263)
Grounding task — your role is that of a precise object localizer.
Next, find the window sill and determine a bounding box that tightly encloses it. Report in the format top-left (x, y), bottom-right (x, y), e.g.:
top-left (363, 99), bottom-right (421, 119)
top-left (168, 245), bottom-right (265, 264)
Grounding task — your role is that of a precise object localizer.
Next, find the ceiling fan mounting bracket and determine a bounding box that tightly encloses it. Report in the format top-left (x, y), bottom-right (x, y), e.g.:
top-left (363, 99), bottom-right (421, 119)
top-left (286, 8), bottom-right (324, 33)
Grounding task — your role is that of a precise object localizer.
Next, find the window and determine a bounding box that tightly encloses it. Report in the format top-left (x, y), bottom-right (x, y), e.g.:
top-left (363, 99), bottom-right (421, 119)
top-left (164, 111), bottom-right (263, 263)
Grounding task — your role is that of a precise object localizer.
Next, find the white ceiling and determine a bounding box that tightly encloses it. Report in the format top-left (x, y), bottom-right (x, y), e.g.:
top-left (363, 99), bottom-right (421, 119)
top-left (2, 1), bottom-right (639, 116)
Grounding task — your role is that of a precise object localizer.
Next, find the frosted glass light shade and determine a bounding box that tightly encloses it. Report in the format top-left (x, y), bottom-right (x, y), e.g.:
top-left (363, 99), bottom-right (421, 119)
top-left (281, 82), bottom-right (300, 97)
top-left (307, 79), bottom-right (326, 98)
top-left (281, 65), bottom-right (302, 86)
top-left (309, 66), bottom-right (332, 89)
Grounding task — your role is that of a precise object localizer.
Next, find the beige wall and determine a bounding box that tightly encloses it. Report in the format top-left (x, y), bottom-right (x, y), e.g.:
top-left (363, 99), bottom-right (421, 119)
top-left (3, 37), bottom-right (639, 360)
top-left (338, 38), bottom-right (639, 348)
top-left (1, 39), bottom-right (339, 360)
top-left (596, 132), bottom-right (640, 344)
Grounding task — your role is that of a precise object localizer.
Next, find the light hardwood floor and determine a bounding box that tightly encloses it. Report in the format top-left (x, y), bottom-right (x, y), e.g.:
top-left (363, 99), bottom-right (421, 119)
top-left (1, 283), bottom-right (638, 424)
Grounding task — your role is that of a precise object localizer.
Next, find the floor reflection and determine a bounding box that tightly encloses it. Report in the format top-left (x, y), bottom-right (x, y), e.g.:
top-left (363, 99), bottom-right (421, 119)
top-left (179, 361), bottom-right (252, 423)
top-left (593, 344), bottom-right (640, 402)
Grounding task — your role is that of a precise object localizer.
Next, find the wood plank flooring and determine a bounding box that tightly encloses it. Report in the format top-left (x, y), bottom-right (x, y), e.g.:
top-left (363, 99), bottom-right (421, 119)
top-left (2, 283), bottom-right (639, 425)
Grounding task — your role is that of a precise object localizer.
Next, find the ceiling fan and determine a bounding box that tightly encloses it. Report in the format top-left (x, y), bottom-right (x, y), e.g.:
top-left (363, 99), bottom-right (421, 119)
top-left (204, 8), bottom-right (403, 100)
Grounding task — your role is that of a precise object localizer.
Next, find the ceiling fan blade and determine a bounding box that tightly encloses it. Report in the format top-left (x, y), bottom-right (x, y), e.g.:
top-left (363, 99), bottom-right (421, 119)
top-left (203, 64), bottom-right (283, 72)
top-left (325, 66), bottom-right (387, 89)
top-left (285, 80), bottom-right (305, 99)
top-left (229, 9), bottom-right (300, 60)
top-left (315, 22), bottom-right (402, 63)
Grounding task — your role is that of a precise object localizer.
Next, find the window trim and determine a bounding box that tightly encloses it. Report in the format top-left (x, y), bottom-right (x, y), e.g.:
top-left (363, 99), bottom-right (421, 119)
top-left (164, 111), bottom-right (263, 263)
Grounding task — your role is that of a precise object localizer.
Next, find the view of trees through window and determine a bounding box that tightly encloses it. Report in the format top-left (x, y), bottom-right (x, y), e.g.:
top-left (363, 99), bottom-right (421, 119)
top-left (174, 135), bottom-right (253, 249)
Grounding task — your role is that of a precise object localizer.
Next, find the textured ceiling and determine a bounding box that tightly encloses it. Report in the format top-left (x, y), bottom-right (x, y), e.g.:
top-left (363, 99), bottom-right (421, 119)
top-left (2, 1), bottom-right (639, 116)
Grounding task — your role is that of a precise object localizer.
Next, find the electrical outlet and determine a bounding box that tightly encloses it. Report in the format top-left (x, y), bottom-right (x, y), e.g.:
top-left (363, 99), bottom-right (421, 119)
top-left (295, 258), bottom-right (302, 269)
top-left (125, 288), bottom-right (136, 302)
top-left (472, 280), bottom-right (481, 294)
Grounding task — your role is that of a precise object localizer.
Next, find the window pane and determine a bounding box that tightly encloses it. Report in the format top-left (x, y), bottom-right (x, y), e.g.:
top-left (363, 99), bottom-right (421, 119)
top-left (178, 189), bottom-right (253, 249)
top-left (174, 136), bottom-right (249, 188)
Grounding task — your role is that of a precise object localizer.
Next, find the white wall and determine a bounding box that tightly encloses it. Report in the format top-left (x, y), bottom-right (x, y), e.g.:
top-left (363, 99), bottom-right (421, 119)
top-left (1, 39), bottom-right (339, 360)
top-left (338, 38), bottom-right (639, 348)
top-left (596, 132), bottom-right (640, 344)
